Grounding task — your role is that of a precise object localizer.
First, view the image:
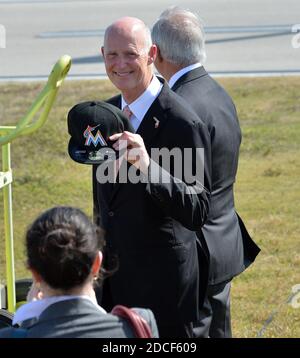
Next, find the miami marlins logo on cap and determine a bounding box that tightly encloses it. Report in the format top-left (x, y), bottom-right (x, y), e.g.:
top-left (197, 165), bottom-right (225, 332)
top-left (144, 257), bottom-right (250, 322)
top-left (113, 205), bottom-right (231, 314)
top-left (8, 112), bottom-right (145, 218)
top-left (83, 125), bottom-right (107, 147)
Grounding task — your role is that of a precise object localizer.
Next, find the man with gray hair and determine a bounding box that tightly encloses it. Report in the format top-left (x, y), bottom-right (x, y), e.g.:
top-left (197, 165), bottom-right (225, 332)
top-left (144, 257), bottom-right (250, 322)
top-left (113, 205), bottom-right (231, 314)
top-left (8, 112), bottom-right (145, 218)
top-left (152, 7), bottom-right (260, 338)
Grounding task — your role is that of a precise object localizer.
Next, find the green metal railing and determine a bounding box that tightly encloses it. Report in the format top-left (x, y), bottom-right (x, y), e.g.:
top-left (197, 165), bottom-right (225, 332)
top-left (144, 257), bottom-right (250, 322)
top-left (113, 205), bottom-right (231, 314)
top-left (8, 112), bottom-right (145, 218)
top-left (0, 55), bottom-right (71, 313)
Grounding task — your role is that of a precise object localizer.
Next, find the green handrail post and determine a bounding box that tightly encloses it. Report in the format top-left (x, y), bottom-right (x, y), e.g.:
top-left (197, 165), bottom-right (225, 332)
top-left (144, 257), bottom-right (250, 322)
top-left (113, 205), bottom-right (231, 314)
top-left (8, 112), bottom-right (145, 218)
top-left (2, 143), bottom-right (15, 313)
top-left (0, 55), bottom-right (71, 313)
top-left (0, 55), bottom-right (72, 145)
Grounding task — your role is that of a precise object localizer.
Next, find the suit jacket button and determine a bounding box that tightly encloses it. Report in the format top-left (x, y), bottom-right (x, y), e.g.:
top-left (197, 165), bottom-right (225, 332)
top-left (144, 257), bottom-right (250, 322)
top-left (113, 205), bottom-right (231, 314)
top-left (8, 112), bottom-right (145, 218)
top-left (108, 211), bottom-right (114, 217)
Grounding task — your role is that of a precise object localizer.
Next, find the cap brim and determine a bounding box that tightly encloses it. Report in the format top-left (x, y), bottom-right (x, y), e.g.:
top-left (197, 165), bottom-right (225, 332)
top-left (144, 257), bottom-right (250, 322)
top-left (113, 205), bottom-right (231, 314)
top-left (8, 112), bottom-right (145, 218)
top-left (68, 138), bottom-right (116, 165)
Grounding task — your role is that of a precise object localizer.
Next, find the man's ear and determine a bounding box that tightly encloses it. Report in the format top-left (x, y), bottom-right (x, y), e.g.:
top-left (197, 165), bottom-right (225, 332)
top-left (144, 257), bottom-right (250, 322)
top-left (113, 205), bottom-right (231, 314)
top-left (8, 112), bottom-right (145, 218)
top-left (92, 251), bottom-right (103, 276)
top-left (148, 44), bottom-right (158, 64)
top-left (101, 46), bottom-right (105, 58)
top-left (155, 46), bottom-right (163, 63)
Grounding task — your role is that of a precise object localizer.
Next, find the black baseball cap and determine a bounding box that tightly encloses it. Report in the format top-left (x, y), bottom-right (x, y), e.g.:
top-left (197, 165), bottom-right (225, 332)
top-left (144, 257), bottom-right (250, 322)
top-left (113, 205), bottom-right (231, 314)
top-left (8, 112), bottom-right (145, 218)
top-left (67, 101), bottom-right (134, 165)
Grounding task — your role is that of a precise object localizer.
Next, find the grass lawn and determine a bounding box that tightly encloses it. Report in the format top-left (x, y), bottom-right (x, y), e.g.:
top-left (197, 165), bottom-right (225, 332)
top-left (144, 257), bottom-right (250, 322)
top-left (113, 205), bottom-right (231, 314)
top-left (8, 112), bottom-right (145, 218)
top-left (0, 77), bottom-right (299, 337)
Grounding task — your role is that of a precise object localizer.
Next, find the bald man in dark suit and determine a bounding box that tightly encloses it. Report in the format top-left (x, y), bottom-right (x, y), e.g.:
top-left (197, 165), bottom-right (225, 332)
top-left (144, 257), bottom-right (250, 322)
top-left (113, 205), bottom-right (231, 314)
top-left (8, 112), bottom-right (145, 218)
top-left (93, 16), bottom-right (212, 338)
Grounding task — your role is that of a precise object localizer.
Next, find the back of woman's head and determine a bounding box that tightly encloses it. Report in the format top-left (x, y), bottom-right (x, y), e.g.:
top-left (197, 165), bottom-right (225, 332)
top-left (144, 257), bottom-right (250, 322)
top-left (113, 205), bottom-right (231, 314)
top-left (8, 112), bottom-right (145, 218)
top-left (26, 207), bottom-right (104, 290)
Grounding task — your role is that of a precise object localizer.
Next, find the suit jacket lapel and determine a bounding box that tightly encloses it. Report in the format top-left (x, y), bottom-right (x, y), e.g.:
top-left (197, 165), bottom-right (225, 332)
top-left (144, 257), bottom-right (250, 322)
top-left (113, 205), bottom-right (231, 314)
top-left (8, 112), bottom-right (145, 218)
top-left (107, 95), bottom-right (122, 108)
top-left (107, 80), bottom-right (171, 149)
top-left (94, 95), bottom-right (119, 204)
top-left (108, 81), bottom-right (172, 204)
top-left (172, 66), bottom-right (208, 92)
top-left (136, 81), bottom-right (171, 149)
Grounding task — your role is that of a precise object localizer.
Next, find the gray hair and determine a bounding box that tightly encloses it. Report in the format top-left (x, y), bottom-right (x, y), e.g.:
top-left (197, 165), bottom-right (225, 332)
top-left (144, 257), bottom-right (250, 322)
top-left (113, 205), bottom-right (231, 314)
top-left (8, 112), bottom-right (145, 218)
top-left (141, 24), bottom-right (153, 54)
top-left (151, 6), bottom-right (206, 66)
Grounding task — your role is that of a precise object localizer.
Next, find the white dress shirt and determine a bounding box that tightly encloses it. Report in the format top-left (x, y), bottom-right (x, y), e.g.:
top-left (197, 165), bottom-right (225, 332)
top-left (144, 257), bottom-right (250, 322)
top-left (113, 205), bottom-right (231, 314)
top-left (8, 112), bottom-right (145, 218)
top-left (168, 63), bottom-right (202, 89)
top-left (12, 295), bottom-right (107, 326)
top-left (121, 76), bottom-right (163, 132)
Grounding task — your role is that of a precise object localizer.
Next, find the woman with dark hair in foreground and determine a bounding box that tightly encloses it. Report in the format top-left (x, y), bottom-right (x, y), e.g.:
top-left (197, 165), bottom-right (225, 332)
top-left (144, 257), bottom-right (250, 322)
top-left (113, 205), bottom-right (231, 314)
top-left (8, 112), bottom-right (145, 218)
top-left (0, 207), bottom-right (158, 338)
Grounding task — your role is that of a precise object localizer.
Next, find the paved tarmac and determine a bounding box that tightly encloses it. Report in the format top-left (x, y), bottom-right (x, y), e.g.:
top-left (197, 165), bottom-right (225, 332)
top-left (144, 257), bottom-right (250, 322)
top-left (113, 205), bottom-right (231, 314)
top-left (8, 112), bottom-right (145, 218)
top-left (0, 0), bottom-right (300, 81)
